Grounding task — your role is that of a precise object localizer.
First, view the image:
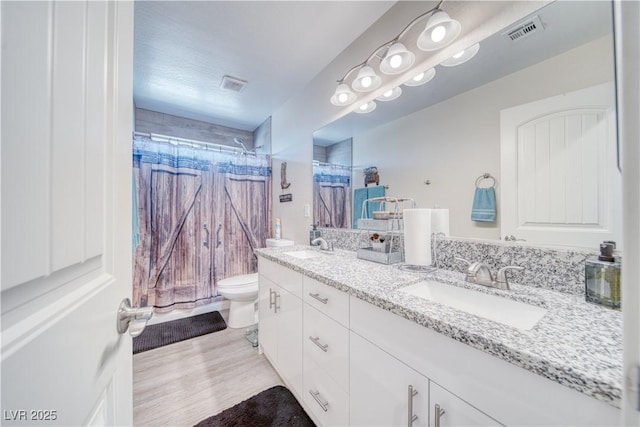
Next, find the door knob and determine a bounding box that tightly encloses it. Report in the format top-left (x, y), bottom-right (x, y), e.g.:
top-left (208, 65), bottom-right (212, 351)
top-left (117, 298), bottom-right (153, 337)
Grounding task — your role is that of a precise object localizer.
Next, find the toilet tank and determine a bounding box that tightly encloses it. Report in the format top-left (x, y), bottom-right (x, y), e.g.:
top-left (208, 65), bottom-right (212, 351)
top-left (265, 238), bottom-right (294, 247)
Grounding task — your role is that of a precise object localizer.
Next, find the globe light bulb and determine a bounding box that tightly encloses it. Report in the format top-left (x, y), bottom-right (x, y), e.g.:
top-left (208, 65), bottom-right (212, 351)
top-left (361, 76), bottom-right (372, 88)
top-left (453, 50), bottom-right (465, 59)
top-left (383, 89), bottom-right (394, 98)
top-left (413, 72), bottom-right (425, 82)
top-left (338, 93), bottom-right (348, 103)
top-left (390, 54), bottom-right (402, 69)
top-left (431, 25), bottom-right (446, 43)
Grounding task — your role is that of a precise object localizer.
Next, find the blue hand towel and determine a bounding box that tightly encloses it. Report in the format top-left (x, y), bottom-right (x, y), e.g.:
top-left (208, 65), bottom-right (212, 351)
top-left (366, 185), bottom-right (386, 218)
top-left (353, 187), bottom-right (368, 228)
top-left (471, 187), bottom-right (496, 222)
top-left (353, 186), bottom-right (386, 228)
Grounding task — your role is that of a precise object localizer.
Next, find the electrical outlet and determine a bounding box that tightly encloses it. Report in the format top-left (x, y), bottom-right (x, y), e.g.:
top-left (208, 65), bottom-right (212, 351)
top-left (304, 204), bottom-right (310, 218)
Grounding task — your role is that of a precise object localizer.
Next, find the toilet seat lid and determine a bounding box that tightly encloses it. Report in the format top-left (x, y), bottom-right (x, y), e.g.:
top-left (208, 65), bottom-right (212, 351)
top-left (217, 273), bottom-right (258, 289)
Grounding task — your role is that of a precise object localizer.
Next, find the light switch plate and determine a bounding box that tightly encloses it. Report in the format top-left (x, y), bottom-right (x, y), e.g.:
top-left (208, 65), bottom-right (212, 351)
top-left (304, 203), bottom-right (310, 217)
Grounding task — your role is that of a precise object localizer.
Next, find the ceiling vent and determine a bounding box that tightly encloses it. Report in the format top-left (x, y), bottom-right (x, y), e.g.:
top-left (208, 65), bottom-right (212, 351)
top-left (220, 75), bottom-right (247, 93)
top-left (503, 16), bottom-right (544, 43)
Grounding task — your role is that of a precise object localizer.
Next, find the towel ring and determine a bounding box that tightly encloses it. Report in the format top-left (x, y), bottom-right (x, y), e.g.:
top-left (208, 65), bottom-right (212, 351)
top-left (475, 173), bottom-right (496, 188)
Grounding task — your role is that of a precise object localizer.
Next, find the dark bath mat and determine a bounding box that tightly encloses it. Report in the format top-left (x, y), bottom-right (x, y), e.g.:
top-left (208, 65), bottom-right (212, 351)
top-left (133, 311), bottom-right (227, 354)
top-left (194, 385), bottom-right (316, 427)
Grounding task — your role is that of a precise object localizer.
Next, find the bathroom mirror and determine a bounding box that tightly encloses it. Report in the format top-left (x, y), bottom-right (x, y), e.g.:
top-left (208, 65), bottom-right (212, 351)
top-left (312, 0), bottom-right (619, 248)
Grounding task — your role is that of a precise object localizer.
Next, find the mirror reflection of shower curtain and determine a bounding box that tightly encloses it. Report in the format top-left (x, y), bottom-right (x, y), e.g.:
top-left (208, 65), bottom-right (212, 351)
top-left (313, 163), bottom-right (351, 228)
top-left (132, 136), bottom-right (272, 312)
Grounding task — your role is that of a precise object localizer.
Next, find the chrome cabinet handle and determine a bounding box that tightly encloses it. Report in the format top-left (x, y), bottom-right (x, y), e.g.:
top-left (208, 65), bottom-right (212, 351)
top-left (269, 288), bottom-right (275, 310)
top-left (309, 389), bottom-right (329, 412)
top-left (309, 292), bottom-right (328, 304)
top-left (407, 385), bottom-right (418, 426)
top-left (309, 336), bottom-right (329, 352)
top-left (117, 298), bottom-right (153, 337)
top-left (274, 292), bottom-right (281, 313)
top-left (434, 403), bottom-right (445, 427)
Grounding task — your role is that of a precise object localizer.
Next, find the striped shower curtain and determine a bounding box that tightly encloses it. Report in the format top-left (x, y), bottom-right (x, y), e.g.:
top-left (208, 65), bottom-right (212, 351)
top-left (313, 162), bottom-right (352, 228)
top-left (132, 136), bottom-right (272, 312)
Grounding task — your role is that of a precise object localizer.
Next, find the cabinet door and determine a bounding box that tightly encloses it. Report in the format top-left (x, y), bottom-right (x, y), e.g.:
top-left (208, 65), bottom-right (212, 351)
top-left (429, 382), bottom-right (502, 427)
top-left (350, 332), bottom-right (429, 427)
top-left (258, 274), bottom-right (277, 360)
top-left (276, 285), bottom-right (303, 396)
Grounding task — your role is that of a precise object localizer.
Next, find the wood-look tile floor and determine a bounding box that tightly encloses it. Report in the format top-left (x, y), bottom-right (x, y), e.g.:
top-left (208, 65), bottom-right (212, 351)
top-left (133, 326), bottom-right (283, 427)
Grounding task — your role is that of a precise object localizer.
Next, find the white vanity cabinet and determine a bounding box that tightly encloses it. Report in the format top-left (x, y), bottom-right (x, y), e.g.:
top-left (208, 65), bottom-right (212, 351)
top-left (350, 331), bottom-right (430, 426)
top-left (349, 295), bottom-right (619, 427)
top-left (257, 258), bottom-right (303, 397)
top-left (257, 256), bottom-right (620, 427)
top-left (302, 276), bottom-right (350, 426)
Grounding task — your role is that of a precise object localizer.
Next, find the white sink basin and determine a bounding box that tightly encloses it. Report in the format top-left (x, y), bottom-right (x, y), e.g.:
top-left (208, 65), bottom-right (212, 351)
top-left (400, 280), bottom-right (547, 331)
top-left (284, 250), bottom-right (326, 260)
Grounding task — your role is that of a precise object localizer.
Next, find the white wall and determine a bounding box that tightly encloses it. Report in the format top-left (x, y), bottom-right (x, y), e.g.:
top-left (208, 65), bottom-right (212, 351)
top-left (353, 35), bottom-right (614, 240)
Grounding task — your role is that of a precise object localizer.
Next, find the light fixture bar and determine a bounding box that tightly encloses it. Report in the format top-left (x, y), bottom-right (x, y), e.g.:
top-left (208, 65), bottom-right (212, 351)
top-left (334, 0), bottom-right (445, 85)
top-left (330, 0), bottom-right (466, 112)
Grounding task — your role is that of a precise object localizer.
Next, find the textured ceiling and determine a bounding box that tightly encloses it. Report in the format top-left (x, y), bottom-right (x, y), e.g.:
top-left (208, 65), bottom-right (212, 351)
top-left (134, 1), bottom-right (396, 131)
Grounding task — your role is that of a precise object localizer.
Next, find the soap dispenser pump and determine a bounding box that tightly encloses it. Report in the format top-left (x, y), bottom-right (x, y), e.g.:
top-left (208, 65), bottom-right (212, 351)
top-left (585, 241), bottom-right (621, 310)
top-left (309, 223), bottom-right (320, 245)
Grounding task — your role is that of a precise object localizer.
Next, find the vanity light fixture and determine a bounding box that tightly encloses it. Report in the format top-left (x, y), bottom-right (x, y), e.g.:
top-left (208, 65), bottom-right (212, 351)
top-left (380, 43), bottom-right (415, 75)
top-left (355, 101), bottom-right (377, 114)
top-left (440, 43), bottom-right (480, 66)
top-left (403, 67), bottom-right (436, 87)
top-left (330, 83), bottom-right (357, 106)
top-left (376, 86), bottom-right (402, 101)
top-left (330, 0), bottom-right (463, 110)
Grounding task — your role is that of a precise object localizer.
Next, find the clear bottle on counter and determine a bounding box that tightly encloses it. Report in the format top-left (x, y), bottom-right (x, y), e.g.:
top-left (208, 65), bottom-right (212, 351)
top-left (585, 241), bottom-right (621, 310)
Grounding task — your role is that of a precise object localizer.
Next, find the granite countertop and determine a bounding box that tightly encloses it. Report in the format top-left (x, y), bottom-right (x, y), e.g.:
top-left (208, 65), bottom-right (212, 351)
top-left (254, 245), bottom-right (623, 409)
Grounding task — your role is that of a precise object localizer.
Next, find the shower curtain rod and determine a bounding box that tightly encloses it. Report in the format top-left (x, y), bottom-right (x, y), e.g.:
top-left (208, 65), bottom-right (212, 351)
top-left (313, 160), bottom-right (353, 169)
top-left (133, 131), bottom-right (257, 156)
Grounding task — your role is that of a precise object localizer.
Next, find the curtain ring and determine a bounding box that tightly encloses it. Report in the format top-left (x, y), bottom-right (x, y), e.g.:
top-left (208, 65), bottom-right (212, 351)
top-left (475, 173), bottom-right (496, 188)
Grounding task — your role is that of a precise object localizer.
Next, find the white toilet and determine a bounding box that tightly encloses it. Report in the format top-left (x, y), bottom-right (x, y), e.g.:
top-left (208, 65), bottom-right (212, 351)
top-left (217, 238), bottom-right (294, 328)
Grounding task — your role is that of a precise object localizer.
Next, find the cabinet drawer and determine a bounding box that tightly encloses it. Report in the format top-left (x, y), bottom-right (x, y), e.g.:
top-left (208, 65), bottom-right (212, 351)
top-left (303, 357), bottom-right (349, 427)
top-left (303, 276), bottom-right (349, 327)
top-left (304, 305), bottom-right (349, 392)
top-left (279, 266), bottom-right (303, 299)
top-left (259, 258), bottom-right (281, 283)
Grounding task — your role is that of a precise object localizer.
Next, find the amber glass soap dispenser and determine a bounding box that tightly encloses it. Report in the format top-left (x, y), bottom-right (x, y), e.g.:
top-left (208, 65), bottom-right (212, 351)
top-left (585, 241), bottom-right (621, 310)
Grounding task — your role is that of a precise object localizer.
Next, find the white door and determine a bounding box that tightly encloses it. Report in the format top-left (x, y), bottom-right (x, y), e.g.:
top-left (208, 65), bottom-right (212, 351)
top-left (615, 1), bottom-right (640, 425)
top-left (500, 82), bottom-right (620, 249)
top-left (276, 285), bottom-right (303, 396)
top-left (350, 331), bottom-right (430, 426)
top-left (1, 1), bottom-right (134, 426)
top-left (257, 274), bottom-right (278, 359)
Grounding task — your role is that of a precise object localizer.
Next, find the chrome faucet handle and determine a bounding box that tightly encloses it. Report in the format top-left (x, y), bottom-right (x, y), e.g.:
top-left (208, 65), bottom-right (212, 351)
top-left (496, 266), bottom-right (524, 289)
top-left (455, 257), bottom-right (479, 282)
top-left (454, 256), bottom-right (471, 266)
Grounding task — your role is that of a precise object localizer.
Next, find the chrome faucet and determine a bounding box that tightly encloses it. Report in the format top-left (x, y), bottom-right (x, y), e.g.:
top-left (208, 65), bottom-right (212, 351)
top-left (311, 237), bottom-right (334, 251)
top-left (455, 257), bottom-right (524, 290)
